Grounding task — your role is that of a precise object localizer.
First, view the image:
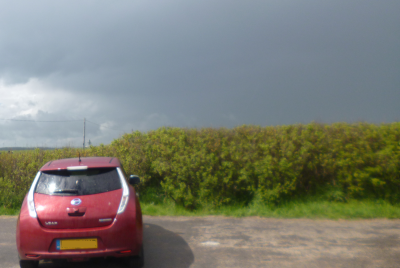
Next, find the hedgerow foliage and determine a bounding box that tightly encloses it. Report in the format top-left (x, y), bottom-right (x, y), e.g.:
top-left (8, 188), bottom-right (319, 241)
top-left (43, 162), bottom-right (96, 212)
top-left (1, 122), bottom-right (399, 210)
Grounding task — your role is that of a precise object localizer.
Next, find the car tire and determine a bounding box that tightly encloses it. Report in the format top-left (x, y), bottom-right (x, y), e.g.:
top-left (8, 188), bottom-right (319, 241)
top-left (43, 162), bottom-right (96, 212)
top-left (125, 246), bottom-right (144, 268)
top-left (19, 260), bottom-right (39, 268)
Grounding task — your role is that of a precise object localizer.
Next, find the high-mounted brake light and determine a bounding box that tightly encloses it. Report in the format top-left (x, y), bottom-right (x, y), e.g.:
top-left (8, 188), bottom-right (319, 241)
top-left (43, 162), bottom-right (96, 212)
top-left (67, 166), bottom-right (88, 170)
top-left (27, 172), bottom-right (41, 218)
top-left (117, 168), bottom-right (130, 214)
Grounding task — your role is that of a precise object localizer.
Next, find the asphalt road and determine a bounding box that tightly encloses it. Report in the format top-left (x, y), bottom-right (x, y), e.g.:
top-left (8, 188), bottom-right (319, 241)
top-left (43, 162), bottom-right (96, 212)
top-left (1, 216), bottom-right (400, 268)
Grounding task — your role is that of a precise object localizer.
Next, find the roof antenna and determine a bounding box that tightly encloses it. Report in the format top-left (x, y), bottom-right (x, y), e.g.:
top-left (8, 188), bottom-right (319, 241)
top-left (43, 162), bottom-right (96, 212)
top-left (79, 152), bottom-right (81, 162)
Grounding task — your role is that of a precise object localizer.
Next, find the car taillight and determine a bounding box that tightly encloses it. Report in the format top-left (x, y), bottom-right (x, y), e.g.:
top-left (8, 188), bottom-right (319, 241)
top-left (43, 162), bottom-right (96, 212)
top-left (27, 172), bottom-right (41, 218)
top-left (116, 168), bottom-right (130, 214)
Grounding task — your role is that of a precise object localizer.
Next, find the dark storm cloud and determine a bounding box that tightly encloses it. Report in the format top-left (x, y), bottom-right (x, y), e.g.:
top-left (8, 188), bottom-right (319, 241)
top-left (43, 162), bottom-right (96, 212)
top-left (0, 0), bottom-right (399, 146)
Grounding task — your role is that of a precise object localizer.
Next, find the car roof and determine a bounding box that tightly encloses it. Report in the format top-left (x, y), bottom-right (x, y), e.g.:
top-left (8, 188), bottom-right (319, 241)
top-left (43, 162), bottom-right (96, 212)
top-left (40, 157), bottom-right (121, 171)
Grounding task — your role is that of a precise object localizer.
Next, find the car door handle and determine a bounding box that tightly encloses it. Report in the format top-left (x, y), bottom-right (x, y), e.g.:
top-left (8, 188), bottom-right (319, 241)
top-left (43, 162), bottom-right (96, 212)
top-left (66, 207), bottom-right (86, 216)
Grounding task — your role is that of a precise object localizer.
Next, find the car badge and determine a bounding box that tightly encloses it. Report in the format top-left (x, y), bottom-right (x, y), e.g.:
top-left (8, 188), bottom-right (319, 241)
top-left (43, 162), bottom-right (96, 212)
top-left (45, 221), bottom-right (58, 225)
top-left (71, 198), bottom-right (82, 206)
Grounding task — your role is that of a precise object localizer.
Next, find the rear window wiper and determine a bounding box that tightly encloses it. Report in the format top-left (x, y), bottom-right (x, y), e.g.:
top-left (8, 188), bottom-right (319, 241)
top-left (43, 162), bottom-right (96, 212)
top-left (53, 189), bottom-right (79, 194)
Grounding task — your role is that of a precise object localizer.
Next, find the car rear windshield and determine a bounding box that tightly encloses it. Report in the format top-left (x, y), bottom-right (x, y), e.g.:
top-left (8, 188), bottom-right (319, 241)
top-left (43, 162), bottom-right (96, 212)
top-left (35, 168), bottom-right (122, 196)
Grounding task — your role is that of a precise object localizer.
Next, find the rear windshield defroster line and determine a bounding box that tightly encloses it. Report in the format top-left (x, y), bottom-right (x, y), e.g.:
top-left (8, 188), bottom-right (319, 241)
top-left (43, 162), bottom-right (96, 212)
top-left (35, 168), bottom-right (122, 196)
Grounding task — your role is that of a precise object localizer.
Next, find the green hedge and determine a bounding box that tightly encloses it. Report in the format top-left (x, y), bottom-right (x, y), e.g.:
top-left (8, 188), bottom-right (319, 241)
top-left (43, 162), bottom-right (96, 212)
top-left (1, 122), bottom-right (399, 210)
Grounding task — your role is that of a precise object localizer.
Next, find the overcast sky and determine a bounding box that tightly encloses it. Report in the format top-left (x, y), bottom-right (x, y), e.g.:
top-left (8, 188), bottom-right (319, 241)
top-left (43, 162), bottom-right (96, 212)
top-left (0, 0), bottom-right (399, 147)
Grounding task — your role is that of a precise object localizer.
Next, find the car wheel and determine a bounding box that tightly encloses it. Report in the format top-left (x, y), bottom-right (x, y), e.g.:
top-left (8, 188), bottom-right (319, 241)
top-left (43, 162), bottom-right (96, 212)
top-left (125, 246), bottom-right (144, 268)
top-left (19, 260), bottom-right (39, 268)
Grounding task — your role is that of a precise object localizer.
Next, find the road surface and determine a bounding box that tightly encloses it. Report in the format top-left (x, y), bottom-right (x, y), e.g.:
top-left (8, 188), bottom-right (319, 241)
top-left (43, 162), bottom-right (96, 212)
top-left (1, 216), bottom-right (400, 268)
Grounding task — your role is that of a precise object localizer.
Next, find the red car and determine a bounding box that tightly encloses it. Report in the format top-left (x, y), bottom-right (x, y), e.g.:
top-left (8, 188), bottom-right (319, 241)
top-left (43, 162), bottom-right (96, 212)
top-left (16, 157), bottom-right (143, 268)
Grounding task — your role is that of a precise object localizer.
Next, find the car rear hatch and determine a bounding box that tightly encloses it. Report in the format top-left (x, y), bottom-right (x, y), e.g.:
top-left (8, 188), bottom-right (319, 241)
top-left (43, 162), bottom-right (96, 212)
top-left (34, 168), bottom-right (123, 229)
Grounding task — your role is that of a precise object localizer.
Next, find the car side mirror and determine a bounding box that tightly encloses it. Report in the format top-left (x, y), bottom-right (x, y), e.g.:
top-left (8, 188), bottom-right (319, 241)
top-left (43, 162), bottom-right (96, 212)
top-left (129, 175), bottom-right (140, 185)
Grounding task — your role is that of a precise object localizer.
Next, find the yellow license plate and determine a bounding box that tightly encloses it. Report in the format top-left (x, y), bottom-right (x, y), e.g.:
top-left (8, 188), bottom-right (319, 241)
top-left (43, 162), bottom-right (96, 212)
top-left (56, 238), bottom-right (98, 250)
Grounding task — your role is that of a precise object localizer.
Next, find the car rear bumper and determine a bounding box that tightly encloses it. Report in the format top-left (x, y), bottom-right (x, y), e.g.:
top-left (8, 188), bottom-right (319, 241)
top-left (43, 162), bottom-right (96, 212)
top-left (21, 248), bottom-right (136, 261)
top-left (16, 212), bottom-right (141, 261)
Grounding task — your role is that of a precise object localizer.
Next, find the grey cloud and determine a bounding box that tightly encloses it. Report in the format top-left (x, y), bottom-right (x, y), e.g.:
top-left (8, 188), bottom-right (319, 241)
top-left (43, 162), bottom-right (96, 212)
top-left (0, 0), bottom-right (399, 146)
top-left (0, 120), bottom-right (103, 148)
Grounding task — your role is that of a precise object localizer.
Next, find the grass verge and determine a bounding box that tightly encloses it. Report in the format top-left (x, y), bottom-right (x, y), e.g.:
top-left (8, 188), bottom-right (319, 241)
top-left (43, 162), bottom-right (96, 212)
top-left (140, 199), bottom-right (400, 219)
top-left (3, 193), bottom-right (400, 219)
top-left (0, 207), bottom-right (20, 216)
top-left (138, 187), bottom-right (400, 219)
